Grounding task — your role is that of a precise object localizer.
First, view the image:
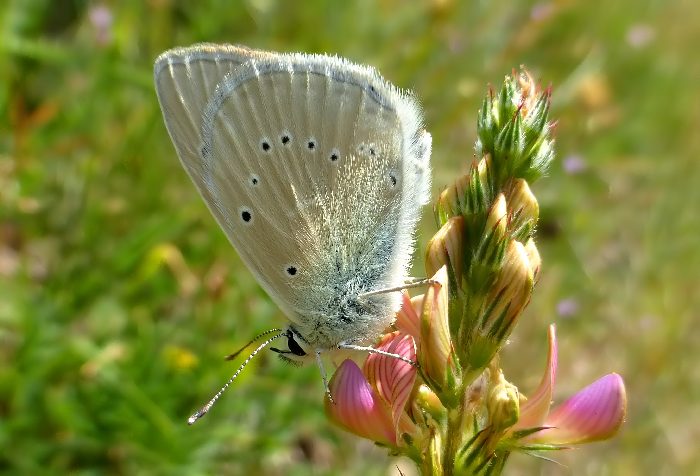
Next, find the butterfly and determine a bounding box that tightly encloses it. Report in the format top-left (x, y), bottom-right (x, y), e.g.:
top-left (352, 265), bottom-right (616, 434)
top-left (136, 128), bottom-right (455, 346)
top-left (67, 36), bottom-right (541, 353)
top-left (154, 44), bottom-right (431, 422)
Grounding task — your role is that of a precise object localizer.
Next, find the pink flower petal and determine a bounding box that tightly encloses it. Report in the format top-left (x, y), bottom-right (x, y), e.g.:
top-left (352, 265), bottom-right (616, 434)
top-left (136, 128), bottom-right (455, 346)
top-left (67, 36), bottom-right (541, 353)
top-left (364, 331), bottom-right (417, 430)
top-left (515, 324), bottom-right (558, 430)
top-left (396, 291), bottom-right (421, 340)
top-left (325, 359), bottom-right (396, 445)
top-left (540, 373), bottom-right (627, 445)
top-left (410, 294), bottom-right (425, 317)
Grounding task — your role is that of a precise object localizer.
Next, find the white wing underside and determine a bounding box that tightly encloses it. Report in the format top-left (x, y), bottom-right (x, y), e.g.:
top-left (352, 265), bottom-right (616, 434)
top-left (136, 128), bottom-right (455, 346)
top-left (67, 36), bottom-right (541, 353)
top-left (154, 44), bottom-right (430, 337)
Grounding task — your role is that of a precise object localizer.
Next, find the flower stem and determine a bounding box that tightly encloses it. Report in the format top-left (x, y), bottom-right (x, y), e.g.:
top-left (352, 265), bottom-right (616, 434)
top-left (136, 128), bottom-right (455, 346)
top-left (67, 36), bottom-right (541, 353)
top-left (442, 385), bottom-right (466, 475)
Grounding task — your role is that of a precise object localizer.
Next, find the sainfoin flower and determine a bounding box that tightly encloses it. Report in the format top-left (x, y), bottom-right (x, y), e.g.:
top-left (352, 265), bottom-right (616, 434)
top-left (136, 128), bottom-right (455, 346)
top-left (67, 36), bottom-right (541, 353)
top-left (325, 267), bottom-right (453, 447)
top-left (511, 325), bottom-right (627, 446)
top-left (324, 330), bottom-right (418, 447)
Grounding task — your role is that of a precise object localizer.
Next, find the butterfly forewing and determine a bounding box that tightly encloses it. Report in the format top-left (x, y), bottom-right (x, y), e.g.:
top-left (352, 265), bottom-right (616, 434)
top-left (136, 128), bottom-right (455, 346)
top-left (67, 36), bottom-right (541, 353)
top-left (155, 44), bottom-right (431, 347)
top-left (154, 44), bottom-right (273, 185)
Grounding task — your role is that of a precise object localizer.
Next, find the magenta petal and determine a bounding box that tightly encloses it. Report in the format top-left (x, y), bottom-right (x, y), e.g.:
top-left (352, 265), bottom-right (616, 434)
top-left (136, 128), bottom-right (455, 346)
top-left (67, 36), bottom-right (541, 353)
top-left (540, 373), bottom-right (627, 445)
top-left (364, 332), bottom-right (417, 430)
top-left (515, 324), bottom-right (558, 430)
top-left (325, 359), bottom-right (396, 445)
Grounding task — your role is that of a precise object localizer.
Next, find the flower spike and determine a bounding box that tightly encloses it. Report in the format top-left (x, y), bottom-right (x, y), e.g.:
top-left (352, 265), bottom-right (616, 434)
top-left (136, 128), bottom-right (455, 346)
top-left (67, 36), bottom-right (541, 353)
top-left (322, 69), bottom-right (625, 475)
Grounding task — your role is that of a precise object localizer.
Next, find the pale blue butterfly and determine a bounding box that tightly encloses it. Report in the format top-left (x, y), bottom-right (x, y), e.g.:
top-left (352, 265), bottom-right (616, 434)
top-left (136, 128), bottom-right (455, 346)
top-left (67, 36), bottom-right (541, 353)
top-left (154, 44), bottom-right (431, 423)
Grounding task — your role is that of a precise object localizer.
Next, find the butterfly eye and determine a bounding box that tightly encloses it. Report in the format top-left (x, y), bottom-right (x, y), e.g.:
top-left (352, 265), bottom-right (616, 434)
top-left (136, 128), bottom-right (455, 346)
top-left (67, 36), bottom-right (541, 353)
top-left (287, 333), bottom-right (306, 357)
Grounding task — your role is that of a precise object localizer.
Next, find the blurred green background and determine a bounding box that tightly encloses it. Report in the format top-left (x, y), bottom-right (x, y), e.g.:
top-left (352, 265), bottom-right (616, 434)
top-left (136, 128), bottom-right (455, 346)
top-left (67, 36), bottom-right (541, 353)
top-left (1, 0), bottom-right (698, 474)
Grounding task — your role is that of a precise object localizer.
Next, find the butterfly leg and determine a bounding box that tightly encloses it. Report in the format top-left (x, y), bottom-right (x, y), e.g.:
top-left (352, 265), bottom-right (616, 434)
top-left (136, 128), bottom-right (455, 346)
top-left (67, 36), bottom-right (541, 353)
top-left (358, 277), bottom-right (435, 298)
top-left (338, 343), bottom-right (419, 367)
top-left (315, 350), bottom-right (335, 404)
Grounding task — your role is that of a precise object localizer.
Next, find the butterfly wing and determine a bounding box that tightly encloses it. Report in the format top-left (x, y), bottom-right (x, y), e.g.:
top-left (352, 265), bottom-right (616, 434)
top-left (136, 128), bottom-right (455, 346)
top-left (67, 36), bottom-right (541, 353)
top-left (155, 44), bottom-right (273, 186)
top-left (155, 45), bottom-right (431, 335)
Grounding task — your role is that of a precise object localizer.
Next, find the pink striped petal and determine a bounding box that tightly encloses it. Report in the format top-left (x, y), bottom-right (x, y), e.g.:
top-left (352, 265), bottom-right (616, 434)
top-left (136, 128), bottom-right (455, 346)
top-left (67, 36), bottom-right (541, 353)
top-left (325, 359), bottom-right (396, 446)
top-left (515, 324), bottom-right (558, 430)
top-left (540, 373), bottom-right (627, 445)
top-left (396, 291), bottom-right (421, 340)
top-left (364, 331), bottom-right (417, 430)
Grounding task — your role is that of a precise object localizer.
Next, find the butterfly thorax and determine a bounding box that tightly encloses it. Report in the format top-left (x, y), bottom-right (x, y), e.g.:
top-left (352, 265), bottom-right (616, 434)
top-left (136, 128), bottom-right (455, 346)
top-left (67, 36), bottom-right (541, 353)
top-left (296, 292), bottom-right (397, 351)
top-left (287, 258), bottom-right (402, 351)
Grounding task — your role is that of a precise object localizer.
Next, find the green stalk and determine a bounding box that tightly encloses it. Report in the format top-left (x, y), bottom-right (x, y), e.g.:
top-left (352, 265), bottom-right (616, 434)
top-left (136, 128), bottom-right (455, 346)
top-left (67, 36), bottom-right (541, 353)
top-left (442, 384), bottom-right (466, 475)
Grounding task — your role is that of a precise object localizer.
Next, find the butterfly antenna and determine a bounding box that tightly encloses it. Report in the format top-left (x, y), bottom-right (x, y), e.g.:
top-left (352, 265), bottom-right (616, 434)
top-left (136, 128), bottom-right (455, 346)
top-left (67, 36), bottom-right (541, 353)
top-left (225, 328), bottom-right (284, 361)
top-left (188, 331), bottom-right (286, 425)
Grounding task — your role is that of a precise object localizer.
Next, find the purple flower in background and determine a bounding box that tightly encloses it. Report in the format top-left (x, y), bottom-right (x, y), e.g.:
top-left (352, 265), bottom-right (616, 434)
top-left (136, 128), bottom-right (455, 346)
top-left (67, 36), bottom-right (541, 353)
top-left (563, 155), bottom-right (587, 175)
top-left (89, 4), bottom-right (114, 46)
top-left (626, 24), bottom-right (655, 48)
top-left (556, 297), bottom-right (579, 318)
top-left (531, 3), bottom-right (554, 21)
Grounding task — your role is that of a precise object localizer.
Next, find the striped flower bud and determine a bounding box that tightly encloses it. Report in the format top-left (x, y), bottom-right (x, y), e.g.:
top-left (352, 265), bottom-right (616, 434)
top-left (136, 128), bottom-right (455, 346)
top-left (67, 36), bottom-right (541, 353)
top-left (505, 178), bottom-right (539, 238)
top-left (425, 215), bottom-right (465, 282)
top-left (483, 240), bottom-right (534, 339)
top-left (487, 370), bottom-right (520, 433)
top-left (523, 237), bottom-right (541, 283)
top-left (485, 193), bottom-right (508, 242)
top-left (414, 384), bottom-right (446, 421)
top-left (436, 173), bottom-right (471, 219)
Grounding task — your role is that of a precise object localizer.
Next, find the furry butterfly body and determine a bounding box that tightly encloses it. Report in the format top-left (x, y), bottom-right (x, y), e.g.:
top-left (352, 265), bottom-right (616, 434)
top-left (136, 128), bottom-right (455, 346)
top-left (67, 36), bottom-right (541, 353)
top-left (154, 43), bottom-right (431, 375)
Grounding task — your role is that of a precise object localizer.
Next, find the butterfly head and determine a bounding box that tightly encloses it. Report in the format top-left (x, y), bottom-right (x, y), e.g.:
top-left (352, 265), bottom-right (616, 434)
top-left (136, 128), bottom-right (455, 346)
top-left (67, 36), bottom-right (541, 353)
top-left (270, 326), bottom-right (315, 366)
